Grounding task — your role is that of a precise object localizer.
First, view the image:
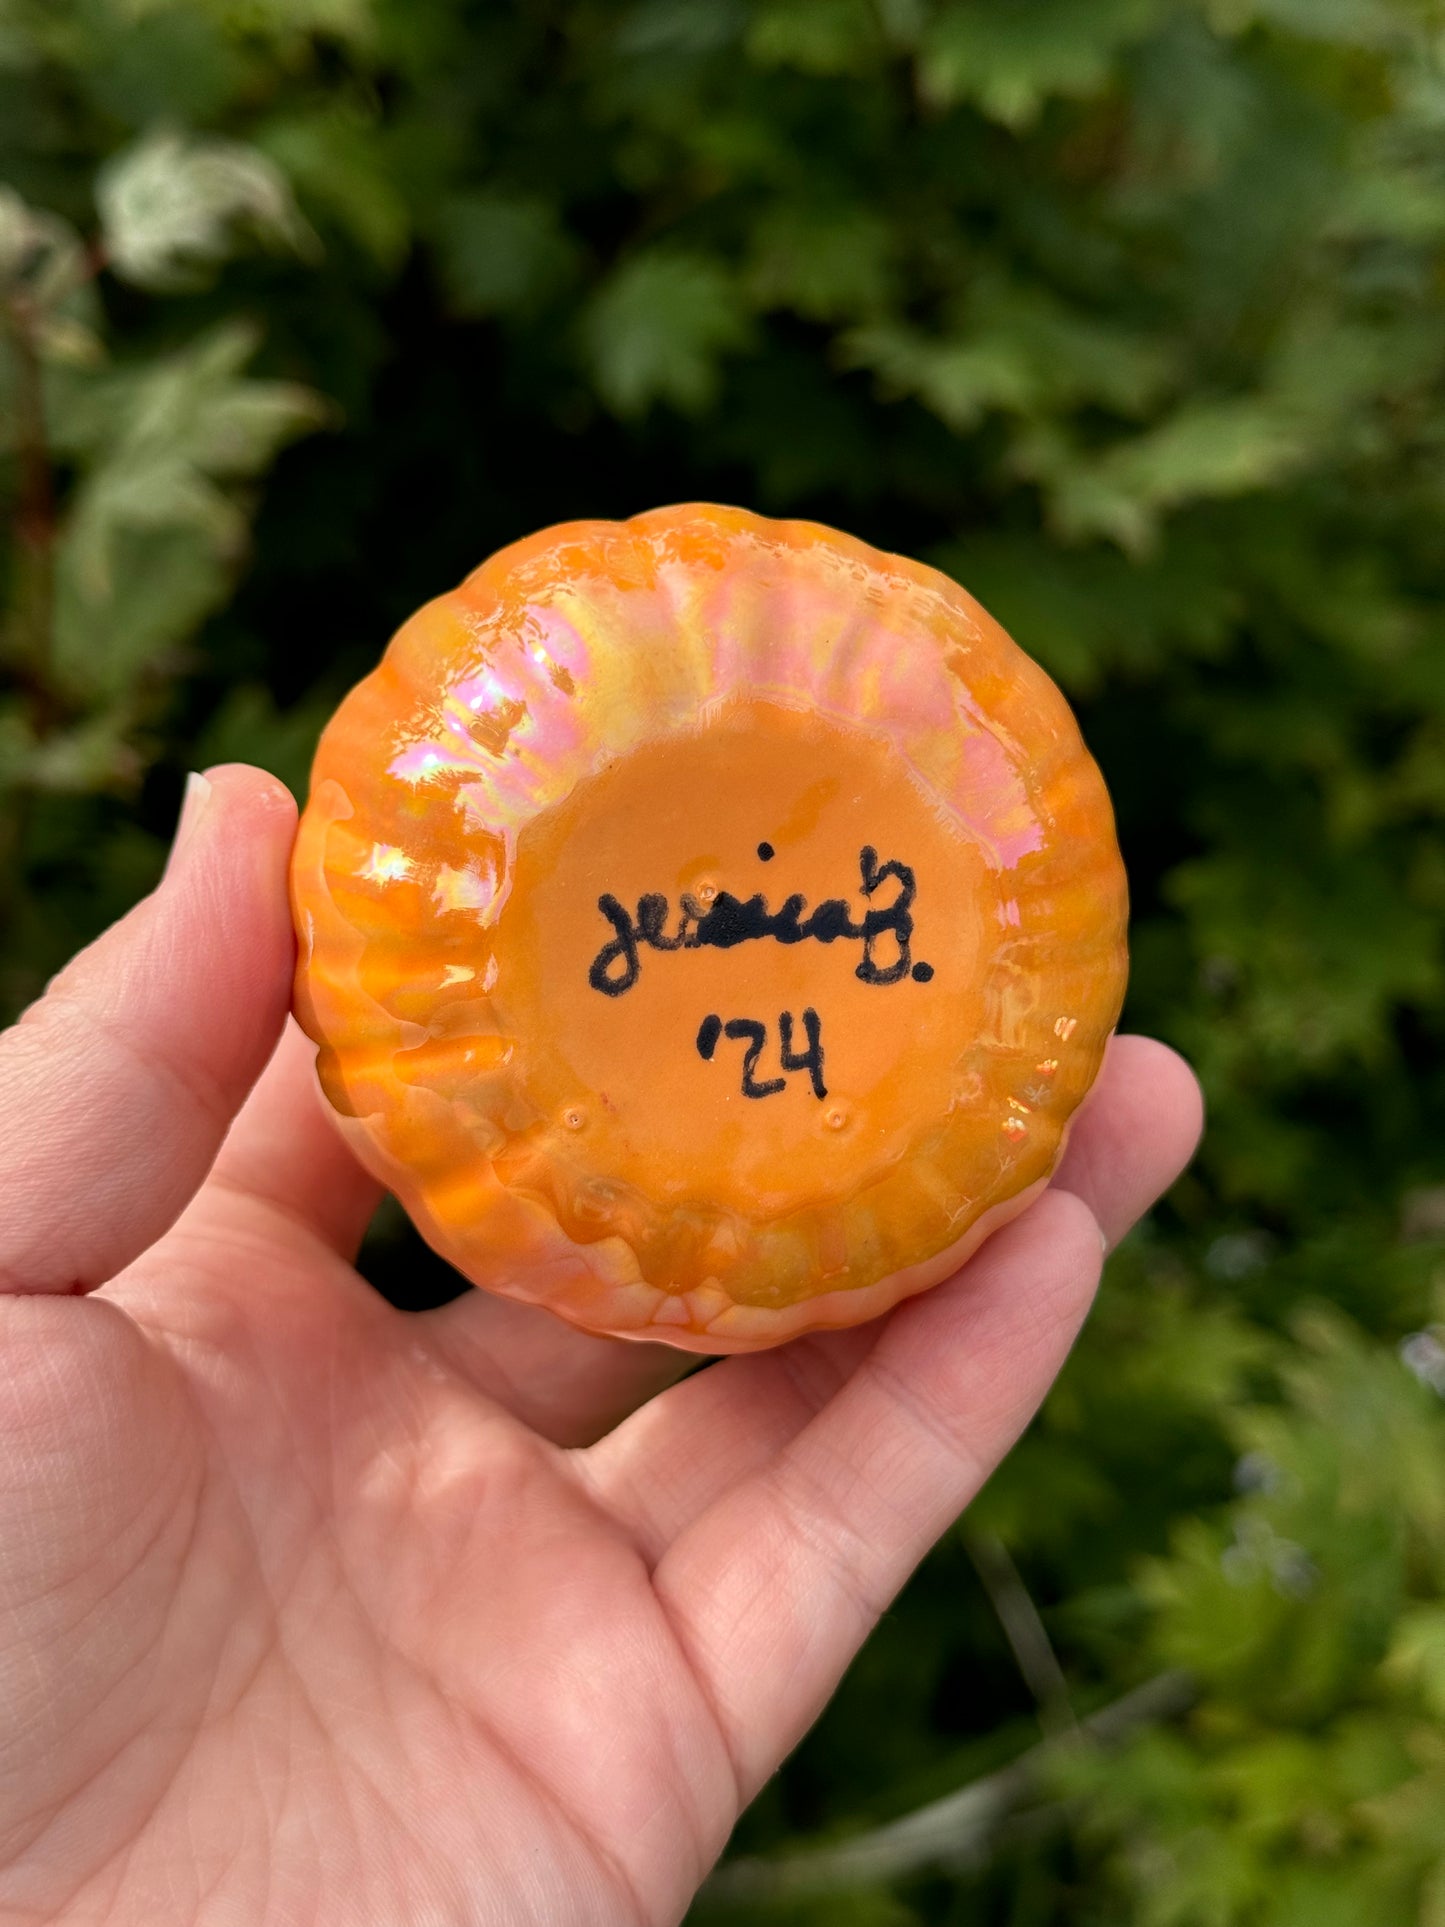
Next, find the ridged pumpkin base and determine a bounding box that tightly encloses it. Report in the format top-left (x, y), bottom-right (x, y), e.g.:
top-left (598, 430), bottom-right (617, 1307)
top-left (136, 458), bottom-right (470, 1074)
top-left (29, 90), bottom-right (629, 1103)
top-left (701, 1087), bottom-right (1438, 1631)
top-left (291, 505), bottom-right (1128, 1351)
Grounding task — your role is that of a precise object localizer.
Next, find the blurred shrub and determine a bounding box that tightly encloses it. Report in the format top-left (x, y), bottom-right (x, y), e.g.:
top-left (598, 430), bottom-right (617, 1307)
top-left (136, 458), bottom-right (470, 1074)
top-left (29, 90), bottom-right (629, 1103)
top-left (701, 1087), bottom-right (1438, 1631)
top-left (2, 1), bottom-right (1444, 1921)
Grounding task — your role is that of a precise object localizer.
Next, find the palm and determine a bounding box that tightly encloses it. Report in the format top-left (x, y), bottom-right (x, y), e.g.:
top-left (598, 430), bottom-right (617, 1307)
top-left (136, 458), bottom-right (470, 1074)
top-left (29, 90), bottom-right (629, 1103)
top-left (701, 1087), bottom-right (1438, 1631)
top-left (0, 769), bottom-right (1202, 1927)
top-left (9, 1177), bottom-right (734, 1923)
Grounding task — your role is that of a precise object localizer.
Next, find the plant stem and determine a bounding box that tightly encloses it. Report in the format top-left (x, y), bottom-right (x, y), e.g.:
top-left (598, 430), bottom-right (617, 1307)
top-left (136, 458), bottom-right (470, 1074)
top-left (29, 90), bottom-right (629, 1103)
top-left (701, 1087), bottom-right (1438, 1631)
top-left (1, 292), bottom-right (59, 968)
top-left (962, 1526), bottom-right (1078, 1739)
top-left (5, 295), bottom-right (58, 707)
top-left (699, 1671), bottom-right (1195, 1905)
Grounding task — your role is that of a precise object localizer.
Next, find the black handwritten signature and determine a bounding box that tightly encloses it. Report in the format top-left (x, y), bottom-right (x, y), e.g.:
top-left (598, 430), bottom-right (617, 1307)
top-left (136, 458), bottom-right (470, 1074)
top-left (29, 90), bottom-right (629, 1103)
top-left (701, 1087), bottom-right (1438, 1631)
top-left (587, 846), bottom-right (932, 997)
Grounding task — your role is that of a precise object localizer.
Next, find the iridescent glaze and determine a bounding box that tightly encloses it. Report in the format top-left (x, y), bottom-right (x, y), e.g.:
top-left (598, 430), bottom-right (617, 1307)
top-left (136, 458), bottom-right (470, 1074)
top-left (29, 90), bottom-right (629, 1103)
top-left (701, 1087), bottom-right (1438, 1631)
top-left (291, 504), bottom-right (1128, 1351)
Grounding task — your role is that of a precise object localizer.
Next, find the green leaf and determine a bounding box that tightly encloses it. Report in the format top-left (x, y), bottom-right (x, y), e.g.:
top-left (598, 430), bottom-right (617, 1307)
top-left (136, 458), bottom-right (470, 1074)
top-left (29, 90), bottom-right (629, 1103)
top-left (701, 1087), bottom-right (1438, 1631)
top-left (1036, 400), bottom-right (1310, 552)
top-left (745, 0), bottom-right (883, 75)
top-left (51, 322), bottom-right (328, 695)
top-left (936, 531), bottom-right (1233, 693)
top-left (845, 284), bottom-right (1172, 438)
top-left (918, 0), bottom-right (1166, 126)
top-left (97, 127), bottom-right (319, 292)
top-left (0, 188), bottom-right (104, 458)
top-left (1383, 1607), bottom-right (1445, 1721)
top-left (1166, 850), bottom-right (1443, 1070)
top-left (746, 203), bottom-right (895, 322)
top-left (433, 192), bottom-right (579, 318)
top-left (1205, 0), bottom-right (1404, 43)
top-left (53, 525), bottom-right (229, 701)
top-left (844, 323), bottom-right (1035, 432)
top-left (194, 682), bottom-right (336, 797)
top-left (77, 5), bottom-right (242, 128)
top-left (205, 0), bottom-right (377, 42)
top-left (582, 251), bottom-right (751, 416)
top-left (1264, 1866), bottom-right (1413, 1927)
top-left (0, 703), bottom-right (143, 795)
top-left (613, 0), bottom-right (745, 58)
top-left (259, 104), bottom-right (412, 270)
top-left (0, 184), bottom-right (88, 308)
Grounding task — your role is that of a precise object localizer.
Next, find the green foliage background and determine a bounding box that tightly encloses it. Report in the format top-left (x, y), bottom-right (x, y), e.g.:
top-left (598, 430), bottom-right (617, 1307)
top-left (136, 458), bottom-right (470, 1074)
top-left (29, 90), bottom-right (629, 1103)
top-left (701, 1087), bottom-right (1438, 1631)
top-left (4, 0), bottom-right (1445, 1919)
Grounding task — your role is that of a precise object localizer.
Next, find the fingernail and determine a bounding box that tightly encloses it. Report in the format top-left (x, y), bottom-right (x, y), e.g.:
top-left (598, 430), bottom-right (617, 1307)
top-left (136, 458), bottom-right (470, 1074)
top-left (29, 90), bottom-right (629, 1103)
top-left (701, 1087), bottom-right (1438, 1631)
top-left (165, 770), bottom-right (213, 878)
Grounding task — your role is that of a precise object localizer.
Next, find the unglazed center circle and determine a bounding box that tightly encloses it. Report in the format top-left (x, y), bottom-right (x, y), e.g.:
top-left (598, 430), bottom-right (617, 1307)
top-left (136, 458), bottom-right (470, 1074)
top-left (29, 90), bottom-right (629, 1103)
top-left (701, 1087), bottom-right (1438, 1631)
top-left (489, 700), bottom-right (995, 1223)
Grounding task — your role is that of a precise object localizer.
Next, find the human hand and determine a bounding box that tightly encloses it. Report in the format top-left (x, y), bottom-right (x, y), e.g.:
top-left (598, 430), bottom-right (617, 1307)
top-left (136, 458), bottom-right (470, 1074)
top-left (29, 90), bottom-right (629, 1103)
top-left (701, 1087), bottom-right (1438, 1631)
top-left (0, 765), bottom-right (1202, 1927)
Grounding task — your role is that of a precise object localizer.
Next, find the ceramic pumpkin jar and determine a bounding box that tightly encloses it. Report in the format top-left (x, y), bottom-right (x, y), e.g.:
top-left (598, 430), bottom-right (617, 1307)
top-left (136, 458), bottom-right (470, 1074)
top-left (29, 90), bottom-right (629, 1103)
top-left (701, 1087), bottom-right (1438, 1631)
top-left (290, 504), bottom-right (1128, 1352)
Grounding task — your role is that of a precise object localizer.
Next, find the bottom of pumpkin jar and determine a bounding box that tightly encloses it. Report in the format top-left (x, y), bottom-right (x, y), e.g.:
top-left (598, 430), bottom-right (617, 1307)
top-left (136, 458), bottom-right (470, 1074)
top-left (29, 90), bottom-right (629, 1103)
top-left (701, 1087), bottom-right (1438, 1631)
top-left (485, 698), bottom-right (998, 1219)
top-left (343, 1106), bottom-right (1062, 1355)
top-left (314, 696), bottom-right (1074, 1351)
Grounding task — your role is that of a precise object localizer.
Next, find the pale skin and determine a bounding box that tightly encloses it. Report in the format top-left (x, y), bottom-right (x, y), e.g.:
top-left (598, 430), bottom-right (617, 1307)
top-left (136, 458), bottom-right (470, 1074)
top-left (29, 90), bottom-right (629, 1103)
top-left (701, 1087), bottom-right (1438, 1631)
top-left (0, 766), bottom-right (1204, 1927)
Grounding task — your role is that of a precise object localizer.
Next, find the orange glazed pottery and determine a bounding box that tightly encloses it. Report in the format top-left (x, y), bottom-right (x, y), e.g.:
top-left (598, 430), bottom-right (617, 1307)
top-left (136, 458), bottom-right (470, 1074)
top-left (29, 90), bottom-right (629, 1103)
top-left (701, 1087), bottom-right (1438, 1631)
top-left (290, 504), bottom-right (1128, 1352)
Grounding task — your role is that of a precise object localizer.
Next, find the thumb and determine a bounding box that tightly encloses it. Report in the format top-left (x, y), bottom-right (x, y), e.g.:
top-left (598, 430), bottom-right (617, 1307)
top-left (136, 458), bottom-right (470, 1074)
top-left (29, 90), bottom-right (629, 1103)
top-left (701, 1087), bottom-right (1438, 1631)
top-left (0, 765), bottom-right (297, 1295)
